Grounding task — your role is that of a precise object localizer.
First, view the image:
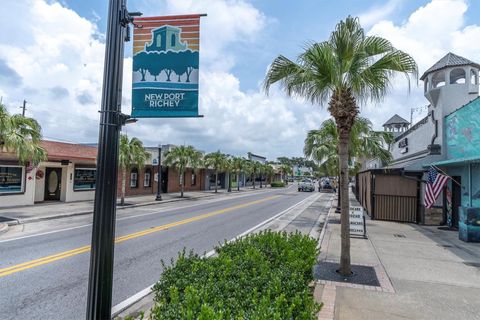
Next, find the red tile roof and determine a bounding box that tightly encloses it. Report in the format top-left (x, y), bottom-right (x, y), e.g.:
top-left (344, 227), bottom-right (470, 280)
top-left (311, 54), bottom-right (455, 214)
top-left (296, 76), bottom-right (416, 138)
top-left (40, 140), bottom-right (97, 162)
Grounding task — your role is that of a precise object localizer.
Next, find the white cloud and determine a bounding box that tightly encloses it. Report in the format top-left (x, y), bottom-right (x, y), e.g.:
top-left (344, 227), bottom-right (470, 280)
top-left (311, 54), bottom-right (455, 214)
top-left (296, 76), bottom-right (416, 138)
top-left (0, 0), bottom-right (326, 160)
top-left (361, 0), bottom-right (480, 129)
top-left (358, 0), bottom-right (403, 27)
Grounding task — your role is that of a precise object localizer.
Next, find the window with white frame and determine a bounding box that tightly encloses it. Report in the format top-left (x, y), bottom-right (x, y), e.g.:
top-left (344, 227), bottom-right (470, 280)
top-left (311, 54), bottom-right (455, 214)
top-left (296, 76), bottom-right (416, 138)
top-left (144, 169), bottom-right (152, 187)
top-left (130, 169), bottom-right (138, 188)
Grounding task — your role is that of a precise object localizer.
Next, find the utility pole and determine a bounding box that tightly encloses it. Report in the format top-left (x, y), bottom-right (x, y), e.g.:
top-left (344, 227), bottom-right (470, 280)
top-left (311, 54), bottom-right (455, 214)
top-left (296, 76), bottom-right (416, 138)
top-left (85, 1), bottom-right (141, 319)
top-left (20, 100), bottom-right (26, 116)
top-left (156, 144), bottom-right (162, 200)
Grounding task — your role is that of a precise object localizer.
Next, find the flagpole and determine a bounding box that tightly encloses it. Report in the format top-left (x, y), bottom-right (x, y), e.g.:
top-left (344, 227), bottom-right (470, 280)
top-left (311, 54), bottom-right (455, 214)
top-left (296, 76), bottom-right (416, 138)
top-left (431, 165), bottom-right (461, 187)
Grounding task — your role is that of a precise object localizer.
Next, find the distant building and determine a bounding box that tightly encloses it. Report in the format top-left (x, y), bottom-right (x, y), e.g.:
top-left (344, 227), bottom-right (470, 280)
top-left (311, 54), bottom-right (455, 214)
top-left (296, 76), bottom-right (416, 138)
top-left (247, 152), bottom-right (266, 164)
top-left (146, 26), bottom-right (187, 52)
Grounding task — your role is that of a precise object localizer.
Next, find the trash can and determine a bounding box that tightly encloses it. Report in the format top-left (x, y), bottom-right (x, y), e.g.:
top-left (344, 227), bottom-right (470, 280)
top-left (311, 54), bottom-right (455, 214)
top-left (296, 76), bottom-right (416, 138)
top-left (459, 207), bottom-right (480, 242)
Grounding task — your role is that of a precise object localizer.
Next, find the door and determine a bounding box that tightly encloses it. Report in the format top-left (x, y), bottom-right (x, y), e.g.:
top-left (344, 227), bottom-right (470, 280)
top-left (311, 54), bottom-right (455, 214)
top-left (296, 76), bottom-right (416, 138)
top-left (451, 176), bottom-right (461, 229)
top-left (161, 167), bottom-right (168, 193)
top-left (44, 168), bottom-right (62, 201)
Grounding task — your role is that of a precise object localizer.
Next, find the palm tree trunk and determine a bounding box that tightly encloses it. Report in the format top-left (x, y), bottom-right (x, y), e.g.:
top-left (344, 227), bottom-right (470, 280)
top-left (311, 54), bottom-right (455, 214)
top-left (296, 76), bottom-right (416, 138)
top-left (237, 172), bottom-right (240, 191)
top-left (338, 129), bottom-right (351, 276)
top-left (215, 170), bottom-right (218, 193)
top-left (252, 174), bottom-right (256, 189)
top-left (260, 175), bottom-right (263, 188)
top-left (121, 168), bottom-right (126, 206)
top-left (227, 171), bottom-right (232, 192)
top-left (180, 171), bottom-right (184, 198)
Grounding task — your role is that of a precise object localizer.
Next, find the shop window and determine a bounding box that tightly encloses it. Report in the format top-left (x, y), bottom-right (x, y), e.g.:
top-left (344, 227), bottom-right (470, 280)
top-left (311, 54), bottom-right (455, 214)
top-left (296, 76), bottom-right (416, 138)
top-left (191, 173), bottom-right (196, 186)
top-left (0, 165), bottom-right (24, 194)
top-left (130, 169), bottom-right (138, 188)
top-left (144, 169), bottom-right (152, 187)
top-left (171, 34), bottom-right (176, 47)
top-left (74, 168), bottom-right (96, 191)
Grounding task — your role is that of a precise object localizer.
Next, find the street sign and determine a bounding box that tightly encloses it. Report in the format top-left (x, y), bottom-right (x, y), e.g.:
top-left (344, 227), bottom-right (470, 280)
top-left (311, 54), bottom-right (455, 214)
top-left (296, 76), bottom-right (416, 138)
top-left (131, 14), bottom-right (204, 118)
top-left (349, 206), bottom-right (366, 238)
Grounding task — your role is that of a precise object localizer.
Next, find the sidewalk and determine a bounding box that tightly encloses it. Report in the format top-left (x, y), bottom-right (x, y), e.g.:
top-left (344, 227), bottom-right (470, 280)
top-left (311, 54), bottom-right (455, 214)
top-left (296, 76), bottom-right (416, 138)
top-left (315, 193), bottom-right (480, 320)
top-left (0, 186), bottom-right (271, 226)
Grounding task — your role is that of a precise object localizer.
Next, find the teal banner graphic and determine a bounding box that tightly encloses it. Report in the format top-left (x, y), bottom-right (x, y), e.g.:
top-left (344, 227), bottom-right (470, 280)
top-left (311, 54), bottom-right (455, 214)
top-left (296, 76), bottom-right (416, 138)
top-left (131, 15), bottom-right (202, 118)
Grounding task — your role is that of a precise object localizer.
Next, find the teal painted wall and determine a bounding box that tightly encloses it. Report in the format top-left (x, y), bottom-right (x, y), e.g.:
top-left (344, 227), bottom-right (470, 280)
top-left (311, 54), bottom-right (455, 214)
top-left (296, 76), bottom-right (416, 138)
top-left (445, 98), bottom-right (480, 159)
top-left (447, 164), bottom-right (480, 208)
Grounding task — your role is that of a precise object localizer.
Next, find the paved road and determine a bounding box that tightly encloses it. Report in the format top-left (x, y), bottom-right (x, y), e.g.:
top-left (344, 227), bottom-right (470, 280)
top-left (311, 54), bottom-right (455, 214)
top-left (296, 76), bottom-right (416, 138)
top-left (0, 185), bottom-right (317, 320)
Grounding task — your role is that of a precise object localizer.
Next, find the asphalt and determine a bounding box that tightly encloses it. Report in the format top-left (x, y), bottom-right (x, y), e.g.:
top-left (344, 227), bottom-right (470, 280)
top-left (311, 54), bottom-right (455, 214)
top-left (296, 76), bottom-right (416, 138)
top-left (0, 185), bottom-right (316, 320)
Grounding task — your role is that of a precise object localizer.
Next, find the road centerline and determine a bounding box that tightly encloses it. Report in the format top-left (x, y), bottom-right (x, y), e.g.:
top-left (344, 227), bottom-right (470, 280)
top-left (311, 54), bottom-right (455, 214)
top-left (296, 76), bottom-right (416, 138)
top-left (0, 195), bottom-right (280, 278)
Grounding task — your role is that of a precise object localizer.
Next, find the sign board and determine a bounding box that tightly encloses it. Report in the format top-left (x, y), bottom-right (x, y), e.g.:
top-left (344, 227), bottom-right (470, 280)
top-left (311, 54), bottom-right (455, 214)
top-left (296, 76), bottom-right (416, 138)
top-left (131, 14), bottom-right (203, 118)
top-left (349, 206), bottom-right (366, 237)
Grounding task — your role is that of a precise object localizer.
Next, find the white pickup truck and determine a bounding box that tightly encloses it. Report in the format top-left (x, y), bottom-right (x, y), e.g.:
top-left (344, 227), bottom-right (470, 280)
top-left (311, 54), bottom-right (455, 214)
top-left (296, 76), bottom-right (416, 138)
top-left (298, 178), bottom-right (315, 192)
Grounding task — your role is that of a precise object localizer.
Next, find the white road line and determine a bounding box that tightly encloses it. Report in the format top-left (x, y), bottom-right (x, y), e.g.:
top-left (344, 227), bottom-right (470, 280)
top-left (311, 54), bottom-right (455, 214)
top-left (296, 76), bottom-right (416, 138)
top-left (0, 187), bottom-right (296, 243)
top-left (111, 191), bottom-right (318, 317)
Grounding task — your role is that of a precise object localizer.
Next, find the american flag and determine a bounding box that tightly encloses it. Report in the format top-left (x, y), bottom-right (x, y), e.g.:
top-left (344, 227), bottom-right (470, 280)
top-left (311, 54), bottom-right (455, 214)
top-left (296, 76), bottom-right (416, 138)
top-left (424, 167), bottom-right (449, 208)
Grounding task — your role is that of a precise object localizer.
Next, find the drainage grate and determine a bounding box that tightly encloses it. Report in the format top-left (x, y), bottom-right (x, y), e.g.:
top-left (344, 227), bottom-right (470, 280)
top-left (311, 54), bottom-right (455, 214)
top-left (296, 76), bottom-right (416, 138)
top-left (439, 244), bottom-right (453, 248)
top-left (393, 234), bottom-right (406, 238)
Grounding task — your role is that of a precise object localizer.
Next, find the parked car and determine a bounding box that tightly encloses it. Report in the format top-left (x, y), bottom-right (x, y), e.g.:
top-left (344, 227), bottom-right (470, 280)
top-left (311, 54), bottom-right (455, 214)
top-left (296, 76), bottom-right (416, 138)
top-left (298, 178), bottom-right (315, 192)
top-left (319, 178), bottom-right (334, 193)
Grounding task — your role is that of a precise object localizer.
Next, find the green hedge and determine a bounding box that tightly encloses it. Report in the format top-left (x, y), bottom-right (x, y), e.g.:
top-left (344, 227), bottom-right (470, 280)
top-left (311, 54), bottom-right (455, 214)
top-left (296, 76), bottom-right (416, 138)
top-left (270, 181), bottom-right (285, 188)
top-left (151, 231), bottom-right (321, 319)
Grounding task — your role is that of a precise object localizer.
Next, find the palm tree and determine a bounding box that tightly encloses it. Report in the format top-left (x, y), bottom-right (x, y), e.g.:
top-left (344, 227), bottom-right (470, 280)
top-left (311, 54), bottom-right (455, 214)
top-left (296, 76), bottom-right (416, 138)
top-left (251, 161), bottom-right (262, 189)
top-left (0, 103), bottom-right (47, 165)
top-left (231, 157), bottom-right (246, 191)
top-left (280, 164), bottom-right (292, 185)
top-left (305, 117), bottom-right (394, 212)
top-left (118, 135), bottom-right (150, 206)
top-left (224, 156), bottom-right (234, 192)
top-left (264, 164), bottom-right (275, 185)
top-left (264, 16), bottom-right (417, 275)
top-left (163, 145), bottom-right (203, 198)
top-left (243, 160), bottom-right (254, 189)
top-left (203, 151), bottom-right (227, 193)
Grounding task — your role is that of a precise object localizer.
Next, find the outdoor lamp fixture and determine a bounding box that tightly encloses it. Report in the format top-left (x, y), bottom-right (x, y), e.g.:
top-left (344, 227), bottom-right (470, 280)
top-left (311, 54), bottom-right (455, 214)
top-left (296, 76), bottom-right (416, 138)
top-left (156, 144), bottom-right (162, 201)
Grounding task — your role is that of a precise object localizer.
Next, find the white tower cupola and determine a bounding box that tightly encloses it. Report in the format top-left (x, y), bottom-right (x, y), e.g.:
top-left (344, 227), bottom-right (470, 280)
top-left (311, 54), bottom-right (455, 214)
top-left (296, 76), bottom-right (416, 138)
top-left (422, 52), bottom-right (480, 115)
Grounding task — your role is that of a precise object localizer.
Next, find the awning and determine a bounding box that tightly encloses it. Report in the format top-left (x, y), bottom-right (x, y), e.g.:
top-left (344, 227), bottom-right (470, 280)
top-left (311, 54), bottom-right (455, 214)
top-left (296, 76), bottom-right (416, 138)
top-left (426, 155), bottom-right (480, 167)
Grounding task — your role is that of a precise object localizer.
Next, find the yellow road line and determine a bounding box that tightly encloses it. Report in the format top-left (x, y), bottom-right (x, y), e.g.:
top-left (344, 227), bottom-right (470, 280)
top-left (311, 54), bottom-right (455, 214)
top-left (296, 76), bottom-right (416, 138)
top-left (0, 195), bottom-right (279, 278)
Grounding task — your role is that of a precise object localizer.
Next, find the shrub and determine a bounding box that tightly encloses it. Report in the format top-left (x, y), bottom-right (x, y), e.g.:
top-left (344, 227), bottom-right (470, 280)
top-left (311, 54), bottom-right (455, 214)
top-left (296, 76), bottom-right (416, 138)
top-left (270, 181), bottom-right (285, 188)
top-left (151, 231), bottom-right (320, 319)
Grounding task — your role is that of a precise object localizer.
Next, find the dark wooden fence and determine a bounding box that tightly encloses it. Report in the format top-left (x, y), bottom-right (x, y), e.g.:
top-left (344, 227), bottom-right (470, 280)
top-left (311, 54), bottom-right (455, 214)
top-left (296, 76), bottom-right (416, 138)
top-left (356, 169), bottom-right (423, 223)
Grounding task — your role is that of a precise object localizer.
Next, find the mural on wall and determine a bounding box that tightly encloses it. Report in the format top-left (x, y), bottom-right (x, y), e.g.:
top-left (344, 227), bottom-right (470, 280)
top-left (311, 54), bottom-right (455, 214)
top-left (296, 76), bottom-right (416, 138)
top-left (446, 97), bottom-right (480, 159)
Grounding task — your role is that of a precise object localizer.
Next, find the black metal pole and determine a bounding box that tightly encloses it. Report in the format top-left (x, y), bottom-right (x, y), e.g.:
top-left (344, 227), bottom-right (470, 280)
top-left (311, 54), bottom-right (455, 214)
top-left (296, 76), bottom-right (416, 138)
top-left (86, 0), bottom-right (127, 319)
top-left (156, 145), bottom-right (162, 200)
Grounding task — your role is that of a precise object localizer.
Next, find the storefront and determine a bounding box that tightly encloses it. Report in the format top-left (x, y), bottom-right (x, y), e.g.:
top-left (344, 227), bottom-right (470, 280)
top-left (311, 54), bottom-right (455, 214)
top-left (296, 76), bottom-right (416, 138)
top-left (429, 97), bottom-right (480, 241)
top-left (0, 140), bottom-right (97, 208)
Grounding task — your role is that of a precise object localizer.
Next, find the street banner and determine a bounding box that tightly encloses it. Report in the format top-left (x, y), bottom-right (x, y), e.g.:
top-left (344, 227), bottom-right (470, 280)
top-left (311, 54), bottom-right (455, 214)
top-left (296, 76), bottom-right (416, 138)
top-left (132, 14), bottom-right (203, 118)
top-left (349, 206), bottom-right (366, 238)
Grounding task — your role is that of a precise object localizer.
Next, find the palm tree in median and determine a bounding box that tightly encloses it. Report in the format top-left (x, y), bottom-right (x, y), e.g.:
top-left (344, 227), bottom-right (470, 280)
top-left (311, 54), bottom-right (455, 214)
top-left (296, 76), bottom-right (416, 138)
top-left (163, 145), bottom-right (203, 198)
top-left (264, 16), bottom-right (417, 275)
top-left (203, 151), bottom-right (227, 193)
top-left (251, 161), bottom-right (262, 189)
top-left (0, 103), bottom-right (47, 165)
top-left (264, 164), bottom-right (275, 185)
top-left (118, 135), bottom-right (150, 206)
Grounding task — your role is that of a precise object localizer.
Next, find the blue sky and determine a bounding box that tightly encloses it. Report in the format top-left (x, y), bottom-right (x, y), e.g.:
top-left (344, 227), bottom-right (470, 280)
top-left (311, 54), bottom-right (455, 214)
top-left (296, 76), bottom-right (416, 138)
top-left (1, 0), bottom-right (480, 159)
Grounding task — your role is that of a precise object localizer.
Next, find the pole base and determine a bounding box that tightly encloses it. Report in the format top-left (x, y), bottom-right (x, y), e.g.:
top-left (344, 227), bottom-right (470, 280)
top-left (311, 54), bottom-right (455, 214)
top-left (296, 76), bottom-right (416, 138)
top-left (155, 195), bottom-right (162, 201)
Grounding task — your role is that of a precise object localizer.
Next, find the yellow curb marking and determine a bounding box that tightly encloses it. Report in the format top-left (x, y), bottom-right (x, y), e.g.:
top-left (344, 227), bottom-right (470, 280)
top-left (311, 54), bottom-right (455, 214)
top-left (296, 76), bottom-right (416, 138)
top-left (0, 195), bottom-right (280, 278)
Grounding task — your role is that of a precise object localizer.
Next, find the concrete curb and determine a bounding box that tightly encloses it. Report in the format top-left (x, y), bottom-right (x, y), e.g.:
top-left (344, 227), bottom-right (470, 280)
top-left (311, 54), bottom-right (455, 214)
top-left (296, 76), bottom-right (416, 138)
top-left (4, 187), bottom-right (279, 226)
top-left (0, 222), bottom-right (8, 235)
top-left (7, 194), bottom-right (219, 226)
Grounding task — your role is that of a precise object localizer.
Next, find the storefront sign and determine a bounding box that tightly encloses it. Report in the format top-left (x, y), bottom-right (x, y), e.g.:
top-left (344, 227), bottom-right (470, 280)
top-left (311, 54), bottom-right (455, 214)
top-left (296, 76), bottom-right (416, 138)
top-left (349, 206), bottom-right (366, 237)
top-left (131, 14), bottom-right (204, 118)
top-left (0, 166), bottom-right (24, 194)
top-left (74, 168), bottom-right (96, 191)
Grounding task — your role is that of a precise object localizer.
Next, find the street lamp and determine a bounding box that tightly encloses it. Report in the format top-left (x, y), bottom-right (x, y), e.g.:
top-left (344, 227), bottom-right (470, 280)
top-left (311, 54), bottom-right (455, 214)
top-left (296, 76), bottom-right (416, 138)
top-left (156, 144), bottom-right (162, 201)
